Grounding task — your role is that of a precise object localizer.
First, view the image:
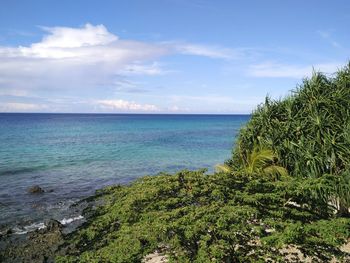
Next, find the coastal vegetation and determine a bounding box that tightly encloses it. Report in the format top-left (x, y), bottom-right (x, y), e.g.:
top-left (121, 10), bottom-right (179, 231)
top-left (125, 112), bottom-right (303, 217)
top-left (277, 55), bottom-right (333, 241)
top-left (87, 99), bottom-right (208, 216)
top-left (2, 63), bottom-right (350, 262)
top-left (54, 63), bottom-right (350, 262)
top-left (56, 170), bottom-right (349, 262)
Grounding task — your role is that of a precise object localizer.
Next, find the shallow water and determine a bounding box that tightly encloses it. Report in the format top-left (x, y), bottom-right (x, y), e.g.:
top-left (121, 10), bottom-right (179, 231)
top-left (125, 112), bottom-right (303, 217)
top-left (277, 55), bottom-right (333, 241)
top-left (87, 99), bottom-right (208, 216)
top-left (0, 113), bottom-right (249, 230)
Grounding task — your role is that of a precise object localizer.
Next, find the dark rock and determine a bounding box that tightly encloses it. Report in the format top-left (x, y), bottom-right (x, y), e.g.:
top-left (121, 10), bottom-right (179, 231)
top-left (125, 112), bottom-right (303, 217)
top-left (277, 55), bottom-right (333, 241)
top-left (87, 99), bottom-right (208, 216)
top-left (28, 185), bottom-right (44, 194)
top-left (2, 219), bottom-right (65, 262)
top-left (5, 228), bottom-right (13, 236)
top-left (44, 219), bottom-right (63, 232)
top-left (0, 228), bottom-right (13, 239)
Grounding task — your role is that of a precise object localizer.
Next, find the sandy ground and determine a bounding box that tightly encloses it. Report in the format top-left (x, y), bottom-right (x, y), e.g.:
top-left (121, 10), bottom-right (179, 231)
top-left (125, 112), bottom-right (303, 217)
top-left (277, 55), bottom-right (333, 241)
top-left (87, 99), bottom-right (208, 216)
top-left (143, 239), bottom-right (350, 263)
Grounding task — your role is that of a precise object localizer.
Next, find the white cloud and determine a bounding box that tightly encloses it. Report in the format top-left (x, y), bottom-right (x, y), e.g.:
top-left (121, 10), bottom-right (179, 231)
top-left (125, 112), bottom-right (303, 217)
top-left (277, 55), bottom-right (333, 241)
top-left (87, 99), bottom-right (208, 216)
top-left (174, 43), bottom-right (236, 59)
top-left (0, 24), bottom-right (239, 100)
top-left (0, 102), bottom-right (47, 112)
top-left (97, 99), bottom-right (159, 112)
top-left (37, 24), bottom-right (118, 49)
top-left (0, 24), bottom-right (169, 94)
top-left (168, 105), bottom-right (181, 112)
top-left (248, 62), bottom-right (341, 78)
top-left (167, 105), bottom-right (191, 112)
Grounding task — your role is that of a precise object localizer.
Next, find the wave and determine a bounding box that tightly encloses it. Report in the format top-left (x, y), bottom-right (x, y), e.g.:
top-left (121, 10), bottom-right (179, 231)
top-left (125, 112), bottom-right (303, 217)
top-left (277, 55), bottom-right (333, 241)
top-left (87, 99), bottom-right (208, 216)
top-left (12, 215), bottom-right (84, 235)
top-left (12, 222), bottom-right (46, 235)
top-left (60, 215), bottom-right (84, 225)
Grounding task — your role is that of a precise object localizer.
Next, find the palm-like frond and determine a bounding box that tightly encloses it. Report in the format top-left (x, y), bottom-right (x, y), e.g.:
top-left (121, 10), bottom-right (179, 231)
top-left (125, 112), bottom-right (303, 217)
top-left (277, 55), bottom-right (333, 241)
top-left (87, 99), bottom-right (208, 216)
top-left (263, 165), bottom-right (289, 179)
top-left (215, 164), bottom-right (232, 173)
top-left (245, 148), bottom-right (276, 175)
top-left (242, 146), bottom-right (288, 178)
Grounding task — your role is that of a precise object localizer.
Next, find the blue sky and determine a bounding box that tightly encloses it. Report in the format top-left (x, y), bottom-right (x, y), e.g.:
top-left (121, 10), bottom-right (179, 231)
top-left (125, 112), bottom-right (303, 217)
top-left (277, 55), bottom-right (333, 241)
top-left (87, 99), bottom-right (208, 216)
top-left (0, 0), bottom-right (349, 113)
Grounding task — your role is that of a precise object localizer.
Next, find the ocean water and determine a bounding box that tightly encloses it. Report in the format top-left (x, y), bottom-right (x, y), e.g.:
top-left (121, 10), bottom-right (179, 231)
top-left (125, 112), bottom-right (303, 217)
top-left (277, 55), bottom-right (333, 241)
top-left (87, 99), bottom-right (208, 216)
top-left (0, 113), bottom-right (249, 231)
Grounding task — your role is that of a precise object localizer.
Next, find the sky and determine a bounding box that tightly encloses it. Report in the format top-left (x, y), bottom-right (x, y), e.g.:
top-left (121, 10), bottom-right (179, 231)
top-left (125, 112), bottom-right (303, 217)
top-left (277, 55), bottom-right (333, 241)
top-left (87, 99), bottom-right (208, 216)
top-left (0, 0), bottom-right (349, 114)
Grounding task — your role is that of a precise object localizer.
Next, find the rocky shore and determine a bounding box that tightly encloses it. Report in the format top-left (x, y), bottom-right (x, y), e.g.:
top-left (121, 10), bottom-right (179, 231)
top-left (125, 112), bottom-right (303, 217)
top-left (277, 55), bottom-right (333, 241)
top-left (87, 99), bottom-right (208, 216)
top-left (1, 182), bottom-right (350, 263)
top-left (0, 219), bottom-right (64, 262)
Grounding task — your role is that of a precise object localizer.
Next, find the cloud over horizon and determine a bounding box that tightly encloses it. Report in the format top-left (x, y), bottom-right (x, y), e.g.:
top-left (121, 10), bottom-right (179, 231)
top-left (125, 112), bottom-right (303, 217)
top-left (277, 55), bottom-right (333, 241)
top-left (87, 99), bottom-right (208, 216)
top-left (97, 99), bottom-right (159, 112)
top-left (0, 22), bottom-right (346, 113)
top-left (0, 23), bottom-right (243, 112)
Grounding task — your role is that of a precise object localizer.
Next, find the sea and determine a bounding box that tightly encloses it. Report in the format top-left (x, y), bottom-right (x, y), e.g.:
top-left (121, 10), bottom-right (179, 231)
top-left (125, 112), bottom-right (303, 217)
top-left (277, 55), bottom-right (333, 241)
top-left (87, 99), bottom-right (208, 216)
top-left (0, 113), bottom-right (249, 233)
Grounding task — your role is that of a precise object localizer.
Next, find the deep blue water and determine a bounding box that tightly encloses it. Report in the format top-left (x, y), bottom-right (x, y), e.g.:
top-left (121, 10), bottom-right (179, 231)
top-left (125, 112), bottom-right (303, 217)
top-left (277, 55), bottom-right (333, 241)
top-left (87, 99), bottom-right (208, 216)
top-left (0, 113), bottom-right (249, 231)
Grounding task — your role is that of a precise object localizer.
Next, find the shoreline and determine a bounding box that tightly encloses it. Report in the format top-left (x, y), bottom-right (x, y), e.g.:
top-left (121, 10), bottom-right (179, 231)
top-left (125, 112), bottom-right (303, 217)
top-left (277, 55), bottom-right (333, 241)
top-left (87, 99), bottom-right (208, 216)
top-left (1, 171), bottom-right (350, 262)
top-left (0, 113), bottom-right (246, 229)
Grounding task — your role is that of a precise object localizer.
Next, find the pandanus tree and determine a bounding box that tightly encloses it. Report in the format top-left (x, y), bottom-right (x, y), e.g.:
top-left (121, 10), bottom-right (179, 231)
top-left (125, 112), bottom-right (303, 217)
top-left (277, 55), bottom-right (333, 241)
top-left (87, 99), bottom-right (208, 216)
top-left (227, 63), bottom-right (350, 216)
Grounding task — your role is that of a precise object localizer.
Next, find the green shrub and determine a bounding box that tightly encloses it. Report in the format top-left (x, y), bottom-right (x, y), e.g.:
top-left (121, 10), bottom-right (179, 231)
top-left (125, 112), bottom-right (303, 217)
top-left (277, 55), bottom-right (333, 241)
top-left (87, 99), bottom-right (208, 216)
top-left (57, 170), bottom-right (349, 262)
top-left (57, 63), bottom-right (350, 262)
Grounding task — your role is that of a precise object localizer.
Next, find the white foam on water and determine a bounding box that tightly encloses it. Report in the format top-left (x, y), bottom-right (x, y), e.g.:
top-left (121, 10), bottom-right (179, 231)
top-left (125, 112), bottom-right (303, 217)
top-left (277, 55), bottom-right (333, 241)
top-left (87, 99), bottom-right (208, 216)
top-left (12, 215), bottom-right (84, 234)
top-left (59, 215), bottom-right (84, 225)
top-left (13, 222), bottom-right (46, 235)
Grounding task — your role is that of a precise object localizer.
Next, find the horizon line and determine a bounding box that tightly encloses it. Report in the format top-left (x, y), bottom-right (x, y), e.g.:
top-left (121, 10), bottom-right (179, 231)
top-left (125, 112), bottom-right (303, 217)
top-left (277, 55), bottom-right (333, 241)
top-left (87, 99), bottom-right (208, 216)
top-left (0, 112), bottom-right (252, 115)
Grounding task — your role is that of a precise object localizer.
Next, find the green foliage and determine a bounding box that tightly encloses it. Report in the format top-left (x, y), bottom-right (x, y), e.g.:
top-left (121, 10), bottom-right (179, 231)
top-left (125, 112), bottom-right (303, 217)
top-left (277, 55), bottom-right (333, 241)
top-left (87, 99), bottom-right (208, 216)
top-left (56, 63), bottom-right (350, 262)
top-left (229, 63), bottom-right (350, 214)
top-left (232, 65), bottom-right (350, 176)
top-left (216, 145), bottom-right (288, 179)
top-left (57, 170), bottom-right (350, 262)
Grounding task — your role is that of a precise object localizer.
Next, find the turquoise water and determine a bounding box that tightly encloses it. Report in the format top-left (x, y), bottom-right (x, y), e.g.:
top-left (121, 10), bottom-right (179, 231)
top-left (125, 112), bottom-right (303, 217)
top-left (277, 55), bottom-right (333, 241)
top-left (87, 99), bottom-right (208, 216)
top-left (0, 113), bottom-right (249, 230)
